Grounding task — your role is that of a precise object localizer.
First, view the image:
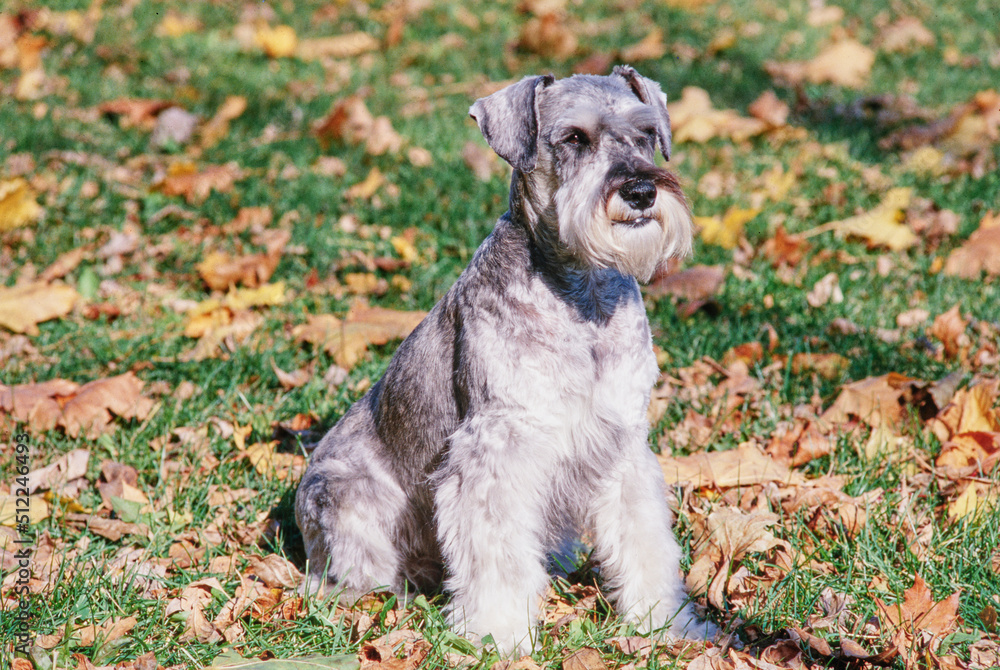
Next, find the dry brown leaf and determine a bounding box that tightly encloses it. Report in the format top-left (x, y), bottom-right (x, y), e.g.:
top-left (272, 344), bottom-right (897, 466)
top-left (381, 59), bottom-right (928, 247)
top-left (345, 167), bottom-right (386, 200)
top-left (659, 443), bottom-right (804, 489)
top-left (620, 28), bottom-right (666, 62)
top-left (297, 32), bottom-right (380, 60)
top-left (72, 615), bottom-right (137, 647)
top-left (766, 39), bottom-right (876, 88)
top-left (197, 249), bottom-right (282, 291)
top-left (1, 373), bottom-right (153, 437)
top-left (157, 162), bottom-right (243, 204)
top-left (271, 360), bottom-right (312, 390)
top-left (180, 311), bottom-right (263, 362)
top-left (563, 647), bottom-right (608, 670)
top-left (61, 372), bottom-right (156, 439)
top-left (0, 281), bottom-right (78, 335)
top-left (245, 554), bottom-right (302, 589)
top-left (40, 247), bottom-right (86, 282)
top-left (929, 304), bottom-right (970, 359)
top-left (875, 575), bottom-right (961, 662)
top-left (806, 272), bottom-right (842, 308)
top-left (97, 98), bottom-right (173, 129)
top-left (747, 90), bottom-right (789, 127)
top-left (199, 95), bottom-right (248, 148)
top-left (821, 373), bottom-right (912, 429)
top-left (64, 513), bottom-right (146, 542)
top-left (294, 305), bottom-right (427, 370)
top-left (761, 225), bottom-right (809, 268)
top-left (668, 87), bottom-right (768, 144)
top-left (877, 16), bottom-right (935, 53)
top-left (518, 13), bottom-right (577, 61)
top-left (313, 96), bottom-right (403, 155)
top-left (943, 212), bottom-right (1000, 278)
top-left (25, 448), bottom-right (89, 494)
top-left (0, 177), bottom-right (43, 231)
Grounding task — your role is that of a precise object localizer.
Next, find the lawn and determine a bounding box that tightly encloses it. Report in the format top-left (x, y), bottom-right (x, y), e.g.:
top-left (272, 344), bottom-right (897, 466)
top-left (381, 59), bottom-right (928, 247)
top-left (1, 1), bottom-right (999, 669)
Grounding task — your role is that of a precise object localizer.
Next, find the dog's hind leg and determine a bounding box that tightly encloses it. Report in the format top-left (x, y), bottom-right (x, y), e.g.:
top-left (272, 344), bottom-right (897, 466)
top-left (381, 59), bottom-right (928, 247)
top-left (295, 435), bottom-right (409, 601)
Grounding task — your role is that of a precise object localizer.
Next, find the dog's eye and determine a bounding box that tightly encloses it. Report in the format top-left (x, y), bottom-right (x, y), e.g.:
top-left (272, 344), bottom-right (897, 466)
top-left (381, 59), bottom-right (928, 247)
top-left (563, 130), bottom-right (589, 147)
top-left (638, 129), bottom-right (656, 147)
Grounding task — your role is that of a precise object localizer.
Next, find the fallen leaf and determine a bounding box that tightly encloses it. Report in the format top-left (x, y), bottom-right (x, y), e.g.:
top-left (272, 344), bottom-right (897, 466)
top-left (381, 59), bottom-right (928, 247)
top-left (943, 212), bottom-right (1000, 278)
top-left (806, 272), bottom-right (843, 308)
top-left (811, 188), bottom-right (917, 251)
top-left (345, 167), bottom-right (386, 200)
top-left (245, 554), bottom-right (302, 589)
top-left (155, 11), bottom-right (201, 38)
top-left (98, 98), bottom-right (173, 129)
top-left (296, 32), bottom-right (380, 60)
top-left (156, 162), bottom-right (243, 204)
top-left (25, 448), bottom-right (89, 494)
top-left (40, 247), bottom-right (86, 282)
top-left (695, 207), bottom-right (760, 249)
top-left (659, 443), bottom-right (804, 489)
top-left (766, 39), bottom-right (876, 88)
top-left (64, 513), bottom-right (146, 541)
top-left (72, 615), bottom-right (137, 647)
top-left (518, 12), bottom-right (577, 61)
top-left (875, 575), bottom-right (961, 661)
top-left (877, 16), bottom-right (935, 53)
top-left (790, 353), bottom-right (848, 380)
top-left (272, 360), bottom-right (311, 390)
top-left (0, 494), bottom-right (49, 526)
top-left (0, 281), bottom-right (78, 335)
top-left (293, 305), bottom-right (427, 370)
top-left (0, 177), bottom-right (43, 231)
top-left (620, 28), bottom-right (666, 62)
top-left (747, 90), bottom-right (789, 127)
top-left (256, 24), bottom-right (297, 58)
top-left (822, 373), bottom-right (913, 429)
top-left (200, 95), bottom-right (248, 148)
top-left (929, 304), bottom-right (970, 359)
top-left (61, 372), bottom-right (156, 439)
top-left (244, 441), bottom-right (306, 481)
top-left (668, 87), bottom-right (768, 144)
top-left (647, 264), bottom-right (726, 301)
top-left (197, 249), bottom-right (282, 291)
top-left (563, 647), bottom-right (607, 670)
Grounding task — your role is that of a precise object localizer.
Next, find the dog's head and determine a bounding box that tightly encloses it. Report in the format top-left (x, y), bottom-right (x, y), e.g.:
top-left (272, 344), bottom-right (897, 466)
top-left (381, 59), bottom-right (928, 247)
top-left (470, 66), bottom-right (692, 282)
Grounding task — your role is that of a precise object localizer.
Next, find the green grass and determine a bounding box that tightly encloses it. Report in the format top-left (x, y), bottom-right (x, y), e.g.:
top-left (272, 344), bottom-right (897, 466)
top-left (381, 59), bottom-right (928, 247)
top-left (2, 0), bottom-right (999, 668)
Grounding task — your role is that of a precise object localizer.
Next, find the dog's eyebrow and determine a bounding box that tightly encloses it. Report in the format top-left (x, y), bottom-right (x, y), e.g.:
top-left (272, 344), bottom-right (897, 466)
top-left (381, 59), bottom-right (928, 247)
top-left (624, 106), bottom-right (659, 131)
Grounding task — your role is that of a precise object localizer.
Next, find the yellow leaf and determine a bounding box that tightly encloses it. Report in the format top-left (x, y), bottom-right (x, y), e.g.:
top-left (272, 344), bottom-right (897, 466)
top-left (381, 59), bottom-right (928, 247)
top-left (696, 207), bottom-right (760, 249)
top-left (0, 494), bottom-right (50, 526)
top-left (390, 236), bottom-right (418, 263)
top-left (256, 24), bottom-right (297, 58)
top-left (296, 32), bottom-right (380, 60)
top-left (949, 484), bottom-right (979, 519)
top-left (245, 441), bottom-right (305, 481)
top-left (155, 11), bottom-right (200, 38)
top-left (344, 167), bottom-right (385, 200)
top-left (0, 282), bottom-right (78, 335)
top-left (0, 178), bottom-right (43, 231)
top-left (828, 187), bottom-right (917, 251)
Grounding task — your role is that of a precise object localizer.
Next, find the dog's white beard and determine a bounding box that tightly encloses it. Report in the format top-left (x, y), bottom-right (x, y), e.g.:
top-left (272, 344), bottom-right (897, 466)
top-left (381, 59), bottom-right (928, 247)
top-left (558, 186), bottom-right (693, 282)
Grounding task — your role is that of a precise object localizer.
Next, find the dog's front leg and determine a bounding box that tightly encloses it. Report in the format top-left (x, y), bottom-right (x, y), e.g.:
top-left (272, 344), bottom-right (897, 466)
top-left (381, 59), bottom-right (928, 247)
top-left (434, 414), bottom-right (552, 657)
top-left (589, 440), bottom-right (717, 641)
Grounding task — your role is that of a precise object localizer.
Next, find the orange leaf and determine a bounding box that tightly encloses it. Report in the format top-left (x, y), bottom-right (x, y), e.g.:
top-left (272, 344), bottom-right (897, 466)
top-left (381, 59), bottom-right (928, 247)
top-left (0, 281), bottom-right (78, 335)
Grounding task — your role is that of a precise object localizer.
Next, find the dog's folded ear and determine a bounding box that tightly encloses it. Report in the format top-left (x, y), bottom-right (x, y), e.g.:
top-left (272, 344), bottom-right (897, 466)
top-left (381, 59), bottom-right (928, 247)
top-left (613, 65), bottom-right (672, 162)
top-left (469, 74), bottom-right (554, 173)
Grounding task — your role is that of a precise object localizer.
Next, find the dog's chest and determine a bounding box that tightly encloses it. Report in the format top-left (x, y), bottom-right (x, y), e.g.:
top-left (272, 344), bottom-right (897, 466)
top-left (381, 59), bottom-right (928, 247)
top-left (501, 275), bottom-right (657, 428)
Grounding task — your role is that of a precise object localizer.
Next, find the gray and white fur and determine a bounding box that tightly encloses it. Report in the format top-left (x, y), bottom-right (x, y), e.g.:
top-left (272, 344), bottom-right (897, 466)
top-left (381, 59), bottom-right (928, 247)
top-left (295, 65), bottom-right (716, 655)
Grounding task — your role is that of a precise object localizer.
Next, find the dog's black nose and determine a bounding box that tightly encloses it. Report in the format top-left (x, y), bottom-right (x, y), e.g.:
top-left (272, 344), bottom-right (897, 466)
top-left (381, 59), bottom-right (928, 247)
top-left (619, 179), bottom-right (657, 211)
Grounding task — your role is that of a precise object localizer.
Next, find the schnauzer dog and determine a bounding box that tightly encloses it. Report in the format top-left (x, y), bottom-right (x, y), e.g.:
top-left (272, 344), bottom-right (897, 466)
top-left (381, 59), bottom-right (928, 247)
top-left (295, 65), bottom-right (716, 655)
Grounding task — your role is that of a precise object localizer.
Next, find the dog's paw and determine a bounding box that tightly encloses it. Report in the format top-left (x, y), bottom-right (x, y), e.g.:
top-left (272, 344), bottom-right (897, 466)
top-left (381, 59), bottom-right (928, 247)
top-left (667, 603), bottom-right (719, 642)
